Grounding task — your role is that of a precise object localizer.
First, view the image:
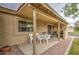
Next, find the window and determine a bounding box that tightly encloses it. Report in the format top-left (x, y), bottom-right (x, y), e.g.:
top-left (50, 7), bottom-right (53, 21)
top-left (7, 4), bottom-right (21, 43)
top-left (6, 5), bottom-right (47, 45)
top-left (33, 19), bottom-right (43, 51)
top-left (26, 22), bottom-right (33, 32)
top-left (18, 21), bottom-right (27, 32)
top-left (18, 21), bottom-right (33, 32)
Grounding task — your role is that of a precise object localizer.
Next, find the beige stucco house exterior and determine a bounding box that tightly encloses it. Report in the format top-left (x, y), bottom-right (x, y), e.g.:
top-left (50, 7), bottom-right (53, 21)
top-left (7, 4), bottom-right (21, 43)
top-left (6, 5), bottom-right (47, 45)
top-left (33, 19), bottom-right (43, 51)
top-left (0, 3), bottom-right (68, 54)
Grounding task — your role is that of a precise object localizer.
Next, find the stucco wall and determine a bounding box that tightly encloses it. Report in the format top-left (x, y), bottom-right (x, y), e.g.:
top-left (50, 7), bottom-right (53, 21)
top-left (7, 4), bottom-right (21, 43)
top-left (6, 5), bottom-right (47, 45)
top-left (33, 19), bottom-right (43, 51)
top-left (0, 12), bottom-right (67, 46)
top-left (0, 13), bottom-right (32, 46)
top-left (0, 24), bottom-right (1, 47)
top-left (0, 15), bottom-right (4, 47)
top-left (37, 20), bottom-right (47, 34)
top-left (37, 20), bottom-right (56, 34)
top-left (0, 13), bottom-right (52, 46)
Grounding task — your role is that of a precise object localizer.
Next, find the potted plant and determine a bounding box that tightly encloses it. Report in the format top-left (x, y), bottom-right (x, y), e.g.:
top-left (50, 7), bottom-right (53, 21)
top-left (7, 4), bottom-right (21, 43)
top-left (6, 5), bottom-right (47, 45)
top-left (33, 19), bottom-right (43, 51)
top-left (0, 48), bottom-right (2, 52)
top-left (0, 39), bottom-right (11, 54)
top-left (2, 45), bottom-right (11, 52)
top-left (0, 38), bottom-right (3, 54)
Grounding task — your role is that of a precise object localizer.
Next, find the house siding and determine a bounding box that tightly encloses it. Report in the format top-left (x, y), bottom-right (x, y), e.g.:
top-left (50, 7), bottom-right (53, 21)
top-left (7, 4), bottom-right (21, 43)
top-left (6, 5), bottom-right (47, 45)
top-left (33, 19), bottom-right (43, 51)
top-left (37, 20), bottom-right (47, 34)
top-left (0, 15), bottom-right (4, 47)
top-left (0, 12), bottom-right (54, 46)
top-left (0, 13), bottom-right (30, 46)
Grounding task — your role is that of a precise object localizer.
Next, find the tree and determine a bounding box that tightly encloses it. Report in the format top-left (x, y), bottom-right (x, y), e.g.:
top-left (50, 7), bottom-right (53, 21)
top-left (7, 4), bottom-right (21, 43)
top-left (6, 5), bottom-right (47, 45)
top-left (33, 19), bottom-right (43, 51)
top-left (63, 3), bottom-right (79, 19)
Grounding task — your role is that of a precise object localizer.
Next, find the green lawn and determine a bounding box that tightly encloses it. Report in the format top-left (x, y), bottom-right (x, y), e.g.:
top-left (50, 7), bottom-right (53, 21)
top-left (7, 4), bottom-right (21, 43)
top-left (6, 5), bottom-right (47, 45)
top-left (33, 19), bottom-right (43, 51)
top-left (68, 39), bottom-right (79, 55)
top-left (70, 30), bottom-right (79, 35)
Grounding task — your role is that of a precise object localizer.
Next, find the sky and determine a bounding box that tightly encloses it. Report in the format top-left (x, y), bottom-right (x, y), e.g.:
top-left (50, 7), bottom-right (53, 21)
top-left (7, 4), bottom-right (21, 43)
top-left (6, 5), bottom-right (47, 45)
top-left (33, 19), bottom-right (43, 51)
top-left (0, 3), bottom-right (78, 27)
top-left (0, 3), bottom-right (20, 10)
top-left (48, 3), bottom-right (79, 27)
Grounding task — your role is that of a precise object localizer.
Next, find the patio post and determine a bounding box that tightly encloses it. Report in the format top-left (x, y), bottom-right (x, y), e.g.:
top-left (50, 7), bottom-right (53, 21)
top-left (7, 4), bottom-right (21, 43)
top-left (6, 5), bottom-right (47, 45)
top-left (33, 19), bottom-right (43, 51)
top-left (58, 22), bottom-right (60, 40)
top-left (63, 26), bottom-right (65, 40)
top-left (63, 26), bottom-right (66, 40)
top-left (33, 10), bottom-right (37, 55)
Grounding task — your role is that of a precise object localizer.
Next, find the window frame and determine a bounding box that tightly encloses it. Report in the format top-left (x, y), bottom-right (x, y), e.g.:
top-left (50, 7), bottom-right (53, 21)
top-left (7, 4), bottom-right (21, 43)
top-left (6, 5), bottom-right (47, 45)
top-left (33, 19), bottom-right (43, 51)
top-left (18, 20), bottom-right (33, 32)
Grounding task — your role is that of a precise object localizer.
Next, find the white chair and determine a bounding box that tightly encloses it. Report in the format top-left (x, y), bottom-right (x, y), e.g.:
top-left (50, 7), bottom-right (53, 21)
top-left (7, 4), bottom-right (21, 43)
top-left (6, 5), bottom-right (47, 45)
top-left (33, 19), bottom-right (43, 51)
top-left (29, 34), bottom-right (33, 44)
top-left (36, 34), bottom-right (43, 44)
top-left (44, 34), bottom-right (51, 44)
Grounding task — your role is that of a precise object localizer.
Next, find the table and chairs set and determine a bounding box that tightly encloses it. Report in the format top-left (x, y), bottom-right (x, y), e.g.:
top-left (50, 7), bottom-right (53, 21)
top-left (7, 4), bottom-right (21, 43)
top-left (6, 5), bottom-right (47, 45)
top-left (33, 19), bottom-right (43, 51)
top-left (29, 33), bottom-right (51, 44)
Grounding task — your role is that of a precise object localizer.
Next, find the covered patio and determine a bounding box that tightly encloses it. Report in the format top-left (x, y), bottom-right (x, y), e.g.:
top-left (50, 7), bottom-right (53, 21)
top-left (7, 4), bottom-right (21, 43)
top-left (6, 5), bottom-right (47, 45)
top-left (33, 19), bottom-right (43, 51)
top-left (16, 3), bottom-right (68, 55)
top-left (18, 37), bottom-right (59, 55)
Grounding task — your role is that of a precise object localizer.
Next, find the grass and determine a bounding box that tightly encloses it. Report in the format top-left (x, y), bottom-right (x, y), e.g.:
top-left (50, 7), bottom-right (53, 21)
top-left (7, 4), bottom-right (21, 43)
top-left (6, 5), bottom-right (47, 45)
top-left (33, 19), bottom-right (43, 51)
top-left (68, 39), bottom-right (79, 55)
top-left (70, 30), bottom-right (79, 35)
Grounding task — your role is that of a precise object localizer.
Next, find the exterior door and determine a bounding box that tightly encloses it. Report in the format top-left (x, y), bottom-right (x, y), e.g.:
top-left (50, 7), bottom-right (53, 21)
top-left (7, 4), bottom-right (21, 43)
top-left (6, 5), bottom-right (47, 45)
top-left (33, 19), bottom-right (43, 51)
top-left (48, 25), bottom-right (52, 34)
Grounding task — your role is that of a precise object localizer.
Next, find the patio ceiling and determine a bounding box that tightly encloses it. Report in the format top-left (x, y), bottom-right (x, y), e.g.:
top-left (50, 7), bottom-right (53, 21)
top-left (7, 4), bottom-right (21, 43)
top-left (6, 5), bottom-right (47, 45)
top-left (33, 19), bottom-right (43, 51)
top-left (0, 3), bottom-right (68, 25)
top-left (17, 4), bottom-right (58, 24)
top-left (17, 5), bottom-right (33, 20)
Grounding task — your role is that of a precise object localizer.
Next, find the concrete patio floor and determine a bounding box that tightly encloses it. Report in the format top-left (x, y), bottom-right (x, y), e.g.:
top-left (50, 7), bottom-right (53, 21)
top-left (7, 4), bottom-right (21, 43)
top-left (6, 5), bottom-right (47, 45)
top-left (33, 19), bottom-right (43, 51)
top-left (4, 37), bottom-right (72, 55)
top-left (18, 37), bottom-right (60, 55)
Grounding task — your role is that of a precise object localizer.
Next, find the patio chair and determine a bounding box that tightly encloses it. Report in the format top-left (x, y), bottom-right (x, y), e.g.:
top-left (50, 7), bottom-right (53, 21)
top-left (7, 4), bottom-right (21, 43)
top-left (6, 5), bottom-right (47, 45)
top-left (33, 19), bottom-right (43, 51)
top-left (44, 34), bottom-right (51, 44)
top-left (29, 34), bottom-right (33, 44)
top-left (36, 34), bottom-right (43, 44)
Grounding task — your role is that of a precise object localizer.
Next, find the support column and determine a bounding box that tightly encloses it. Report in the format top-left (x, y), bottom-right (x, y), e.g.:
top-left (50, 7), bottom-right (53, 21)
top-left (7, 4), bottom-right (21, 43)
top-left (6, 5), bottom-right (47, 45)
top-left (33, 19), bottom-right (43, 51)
top-left (63, 26), bottom-right (67, 40)
top-left (33, 10), bottom-right (37, 55)
top-left (58, 22), bottom-right (60, 40)
top-left (63, 26), bottom-right (65, 40)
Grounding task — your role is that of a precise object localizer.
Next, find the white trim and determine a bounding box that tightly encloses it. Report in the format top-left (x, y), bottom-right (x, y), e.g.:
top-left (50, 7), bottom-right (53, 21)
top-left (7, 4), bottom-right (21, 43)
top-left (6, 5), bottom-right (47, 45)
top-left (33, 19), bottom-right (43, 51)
top-left (16, 3), bottom-right (23, 11)
top-left (37, 11), bottom-right (58, 22)
top-left (36, 8), bottom-right (66, 25)
top-left (14, 17), bottom-right (33, 36)
top-left (17, 3), bottom-right (27, 13)
top-left (41, 4), bottom-right (68, 24)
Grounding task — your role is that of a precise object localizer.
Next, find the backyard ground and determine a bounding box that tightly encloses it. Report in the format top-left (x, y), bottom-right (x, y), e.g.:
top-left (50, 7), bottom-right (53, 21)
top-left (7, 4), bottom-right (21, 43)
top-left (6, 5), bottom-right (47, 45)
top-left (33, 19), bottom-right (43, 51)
top-left (68, 39), bottom-right (79, 55)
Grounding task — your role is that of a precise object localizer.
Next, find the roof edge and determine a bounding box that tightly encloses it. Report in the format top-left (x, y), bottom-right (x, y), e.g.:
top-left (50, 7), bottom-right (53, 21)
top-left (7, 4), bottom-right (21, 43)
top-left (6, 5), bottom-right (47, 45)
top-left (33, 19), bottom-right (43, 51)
top-left (0, 6), bottom-right (16, 14)
top-left (44, 3), bottom-right (68, 24)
